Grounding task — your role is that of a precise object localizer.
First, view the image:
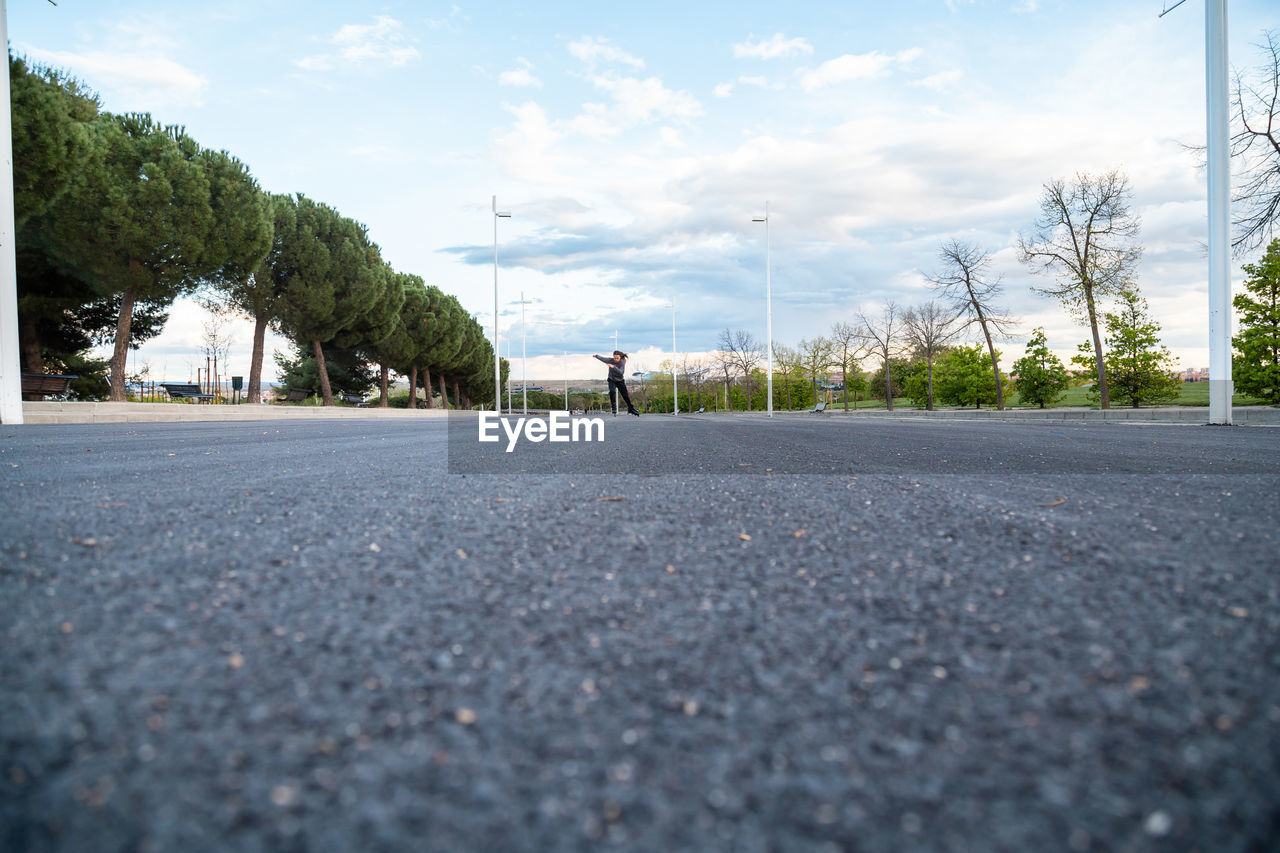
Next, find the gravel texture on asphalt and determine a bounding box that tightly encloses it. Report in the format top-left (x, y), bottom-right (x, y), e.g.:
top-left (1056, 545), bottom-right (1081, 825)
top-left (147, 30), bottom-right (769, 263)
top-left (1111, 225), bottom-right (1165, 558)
top-left (1, 416), bottom-right (1277, 852)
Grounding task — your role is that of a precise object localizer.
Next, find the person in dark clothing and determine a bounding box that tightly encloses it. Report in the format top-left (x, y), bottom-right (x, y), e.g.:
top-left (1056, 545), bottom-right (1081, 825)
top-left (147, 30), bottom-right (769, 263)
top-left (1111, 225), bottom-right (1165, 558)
top-left (594, 351), bottom-right (640, 416)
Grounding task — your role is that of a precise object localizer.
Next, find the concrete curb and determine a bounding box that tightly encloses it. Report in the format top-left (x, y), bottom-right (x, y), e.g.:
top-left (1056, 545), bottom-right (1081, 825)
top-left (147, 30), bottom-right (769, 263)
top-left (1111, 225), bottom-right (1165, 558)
top-left (18, 401), bottom-right (453, 425)
top-left (706, 406), bottom-right (1280, 424)
top-left (13, 402), bottom-right (1280, 426)
top-left (843, 407), bottom-right (1280, 424)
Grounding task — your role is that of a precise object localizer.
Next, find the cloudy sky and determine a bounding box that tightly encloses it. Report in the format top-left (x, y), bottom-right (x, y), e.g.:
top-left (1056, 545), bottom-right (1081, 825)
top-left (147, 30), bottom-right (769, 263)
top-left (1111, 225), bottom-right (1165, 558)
top-left (10, 0), bottom-right (1277, 381)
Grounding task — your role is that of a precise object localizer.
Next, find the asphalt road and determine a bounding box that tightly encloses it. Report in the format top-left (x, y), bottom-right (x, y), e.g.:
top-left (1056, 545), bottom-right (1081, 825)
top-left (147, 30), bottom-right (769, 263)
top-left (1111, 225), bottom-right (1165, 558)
top-left (1, 415), bottom-right (1277, 852)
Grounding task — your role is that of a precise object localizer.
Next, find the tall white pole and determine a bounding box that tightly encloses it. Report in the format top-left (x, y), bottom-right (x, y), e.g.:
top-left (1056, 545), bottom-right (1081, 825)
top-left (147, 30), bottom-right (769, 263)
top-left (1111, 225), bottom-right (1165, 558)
top-left (491, 197), bottom-right (511, 414)
top-left (563, 351), bottom-right (568, 411)
top-left (765, 201), bottom-right (772, 418)
top-left (0, 0), bottom-right (25, 425)
top-left (610, 329), bottom-right (618, 414)
top-left (671, 297), bottom-right (678, 415)
top-left (752, 203), bottom-right (773, 417)
top-left (506, 337), bottom-right (512, 414)
top-left (492, 197), bottom-right (499, 413)
top-left (1206, 0), bottom-right (1232, 424)
top-left (520, 290), bottom-right (528, 415)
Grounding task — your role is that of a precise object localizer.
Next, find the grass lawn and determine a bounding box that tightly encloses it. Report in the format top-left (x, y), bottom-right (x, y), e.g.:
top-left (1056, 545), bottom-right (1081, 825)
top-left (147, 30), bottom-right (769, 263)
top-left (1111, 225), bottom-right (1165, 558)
top-left (1009, 382), bottom-right (1270, 409)
top-left (784, 382), bottom-right (1273, 412)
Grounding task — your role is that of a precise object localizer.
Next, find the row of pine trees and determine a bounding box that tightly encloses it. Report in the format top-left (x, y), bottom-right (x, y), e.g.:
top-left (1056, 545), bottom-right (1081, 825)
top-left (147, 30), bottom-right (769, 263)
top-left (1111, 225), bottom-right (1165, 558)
top-left (12, 54), bottom-right (500, 407)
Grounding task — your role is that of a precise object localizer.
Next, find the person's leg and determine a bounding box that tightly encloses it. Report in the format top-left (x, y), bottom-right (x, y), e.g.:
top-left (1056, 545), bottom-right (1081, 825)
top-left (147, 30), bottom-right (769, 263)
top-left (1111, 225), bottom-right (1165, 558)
top-left (607, 378), bottom-right (620, 414)
top-left (616, 381), bottom-right (638, 415)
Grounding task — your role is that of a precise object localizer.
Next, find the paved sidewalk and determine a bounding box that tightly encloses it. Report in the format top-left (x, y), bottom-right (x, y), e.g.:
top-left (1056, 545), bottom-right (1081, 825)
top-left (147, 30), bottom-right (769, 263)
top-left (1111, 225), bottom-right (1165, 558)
top-left (19, 401), bottom-right (452, 424)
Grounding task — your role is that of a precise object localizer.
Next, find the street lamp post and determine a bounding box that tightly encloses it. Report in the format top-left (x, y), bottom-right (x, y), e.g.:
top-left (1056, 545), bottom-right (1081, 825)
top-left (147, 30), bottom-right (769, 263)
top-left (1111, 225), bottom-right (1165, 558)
top-left (492, 196), bottom-right (511, 414)
top-left (519, 291), bottom-right (530, 415)
top-left (1158, 0), bottom-right (1231, 424)
top-left (666, 298), bottom-right (678, 415)
top-left (563, 351), bottom-right (569, 411)
top-left (0, 0), bottom-right (23, 425)
top-left (609, 329), bottom-right (619, 415)
top-left (1205, 0), bottom-right (1232, 425)
top-left (752, 202), bottom-right (772, 418)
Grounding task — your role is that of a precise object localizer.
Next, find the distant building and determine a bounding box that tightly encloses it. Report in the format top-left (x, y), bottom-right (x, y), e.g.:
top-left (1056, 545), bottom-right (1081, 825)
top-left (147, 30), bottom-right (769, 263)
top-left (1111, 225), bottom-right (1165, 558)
top-left (1180, 368), bottom-right (1210, 383)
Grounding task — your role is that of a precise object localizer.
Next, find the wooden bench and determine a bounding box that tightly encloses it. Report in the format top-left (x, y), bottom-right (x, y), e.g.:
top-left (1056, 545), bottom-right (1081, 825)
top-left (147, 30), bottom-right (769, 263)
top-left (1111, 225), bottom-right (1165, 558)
top-left (161, 382), bottom-right (216, 402)
top-left (277, 388), bottom-right (313, 403)
top-left (21, 372), bottom-right (77, 400)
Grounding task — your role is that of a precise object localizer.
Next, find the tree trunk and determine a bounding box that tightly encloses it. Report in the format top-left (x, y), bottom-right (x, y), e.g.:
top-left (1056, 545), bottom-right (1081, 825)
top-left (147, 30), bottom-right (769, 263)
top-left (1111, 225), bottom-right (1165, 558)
top-left (926, 356), bottom-right (934, 411)
top-left (19, 312), bottom-right (43, 375)
top-left (973, 306), bottom-right (1003, 410)
top-left (379, 364), bottom-right (390, 407)
top-left (842, 364), bottom-right (849, 412)
top-left (454, 378), bottom-right (462, 410)
top-left (108, 283), bottom-right (139, 402)
top-left (1084, 287), bottom-right (1110, 409)
top-left (422, 366), bottom-right (435, 408)
top-left (247, 312), bottom-right (267, 403)
top-left (439, 373), bottom-right (450, 409)
top-left (312, 339), bottom-right (334, 406)
top-left (408, 365), bottom-right (418, 408)
top-left (883, 356), bottom-right (894, 411)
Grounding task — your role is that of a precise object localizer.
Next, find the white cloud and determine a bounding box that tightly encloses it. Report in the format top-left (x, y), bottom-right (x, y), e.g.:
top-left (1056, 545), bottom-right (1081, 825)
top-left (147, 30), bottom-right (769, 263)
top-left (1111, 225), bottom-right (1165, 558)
top-left (334, 16), bottom-right (419, 65)
top-left (798, 48), bottom-right (922, 91)
top-left (799, 52), bottom-right (894, 90)
top-left (713, 82), bottom-right (734, 98)
top-left (660, 127), bottom-right (686, 149)
top-left (895, 47), bottom-right (923, 65)
top-left (500, 58), bottom-right (541, 88)
top-left (566, 73), bottom-right (702, 138)
top-left (915, 69), bottom-right (963, 90)
top-left (494, 101), bottom-right (570, 181)
top-left (22, 46), bottom-right (208, 108)
top-left (568, 36), bottom-right (644, 69)
top-left (733, 34), bottom-right (814, 60)
top-left (297, 15), bottom-right (419, 71)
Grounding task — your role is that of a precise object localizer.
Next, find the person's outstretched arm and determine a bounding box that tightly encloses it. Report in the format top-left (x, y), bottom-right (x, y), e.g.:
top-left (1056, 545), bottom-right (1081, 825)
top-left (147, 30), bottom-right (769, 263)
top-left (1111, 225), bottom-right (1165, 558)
top-left (593, 354), bottom-right (613, 364)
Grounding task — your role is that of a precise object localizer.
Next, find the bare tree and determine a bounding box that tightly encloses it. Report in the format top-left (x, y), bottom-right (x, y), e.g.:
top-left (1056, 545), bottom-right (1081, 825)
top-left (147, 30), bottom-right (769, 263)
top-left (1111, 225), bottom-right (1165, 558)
top-left (718, 328), bottom-right (763, 411)
top-left (682, 355), bottom-right (709, 410)
top-left (929, 241), bottom-right (1016, 410)
top-left (903, 301), bottom-right (963, 410)
top-left (857, 302), bottom-right (903, 411)
top-left (200, 313), bottom-right (234, 395)
top-left (712, 346), bottom-right (736, 411)
top-left (1230, 30), bottom-right (1280, 254)
top-left (828, 321), bottom-right (866, 412)
top-left (1018, 173), bottom-right (1138, 409)
top-left (798, 336), bottom-right (833, 407)
top-left (772, 342), bottom-right (800, 410)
